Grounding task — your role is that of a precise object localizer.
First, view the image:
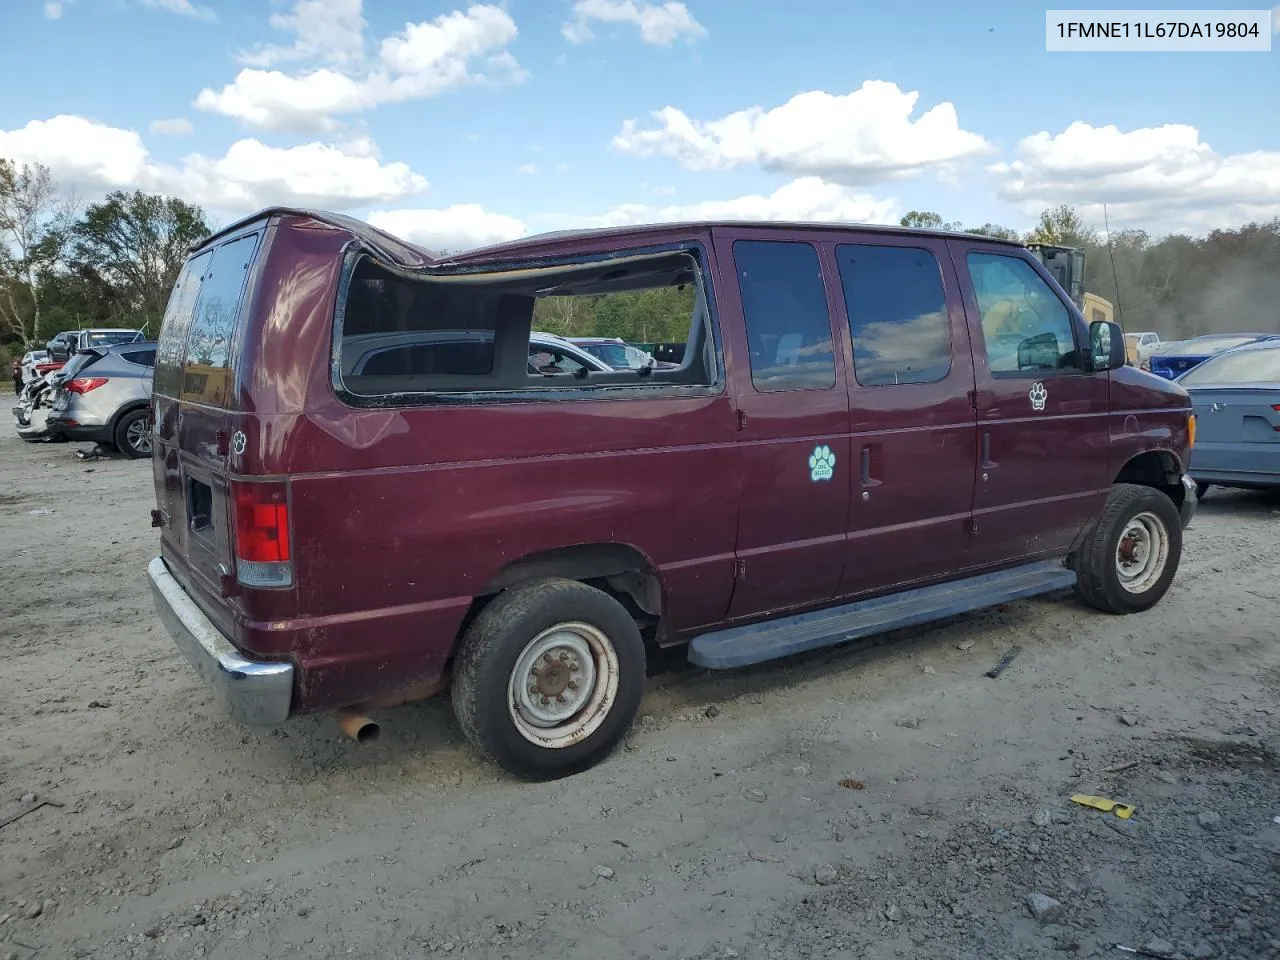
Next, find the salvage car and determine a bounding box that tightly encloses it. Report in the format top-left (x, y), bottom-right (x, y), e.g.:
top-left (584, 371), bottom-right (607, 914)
top-left (146, 209), bottom-right (1198, 779)
top-left (1145, 333), bottom-right (1279, 380)
top-left (44, 341), bottom-right (156, 457)
top-left (1179, 338), bottom-right (1280, 495)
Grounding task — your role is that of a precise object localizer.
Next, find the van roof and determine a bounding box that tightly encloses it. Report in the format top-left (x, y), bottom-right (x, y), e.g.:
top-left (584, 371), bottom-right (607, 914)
top-left (190, 206), bottom-right (441, 267)
top-left (443, 219), bottom-right (1028, 264)
top-left (192, 207), bottom-right (1026, 270)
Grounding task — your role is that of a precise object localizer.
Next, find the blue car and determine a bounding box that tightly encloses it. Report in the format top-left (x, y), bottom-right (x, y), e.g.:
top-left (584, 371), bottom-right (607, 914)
top-left (1146, 333), bottom-right (1280, 380)
top-left (1179, 339), bottom-right (1280, 496)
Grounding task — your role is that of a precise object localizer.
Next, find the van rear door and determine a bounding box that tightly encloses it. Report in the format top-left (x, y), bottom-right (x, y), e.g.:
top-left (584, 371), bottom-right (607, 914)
top-left (153, 229), bottom-right (264, 621)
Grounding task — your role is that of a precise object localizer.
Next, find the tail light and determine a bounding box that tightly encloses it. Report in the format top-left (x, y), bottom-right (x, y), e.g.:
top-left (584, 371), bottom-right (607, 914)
top-left (66, 377), bottom-right (108, 395)
top-left (230, 480), bottom-right (293, 588)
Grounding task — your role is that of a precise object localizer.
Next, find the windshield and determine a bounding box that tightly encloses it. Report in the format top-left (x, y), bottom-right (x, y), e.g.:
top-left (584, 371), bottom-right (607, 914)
top-left (1180, 346), bottom-right (1280, 386)
top-left (1163, 335), bottom-right (1258, 357)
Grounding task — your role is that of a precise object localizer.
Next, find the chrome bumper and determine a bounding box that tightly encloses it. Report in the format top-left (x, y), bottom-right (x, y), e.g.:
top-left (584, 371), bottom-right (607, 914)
top-left (1178, 474), bottom-right (1197, 529)
top-left (147, 556), bottom-right (293, 726)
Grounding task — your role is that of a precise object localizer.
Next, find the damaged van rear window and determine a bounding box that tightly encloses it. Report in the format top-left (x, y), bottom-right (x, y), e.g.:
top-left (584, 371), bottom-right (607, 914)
top-left (336, 248), bottom-right (717, 400)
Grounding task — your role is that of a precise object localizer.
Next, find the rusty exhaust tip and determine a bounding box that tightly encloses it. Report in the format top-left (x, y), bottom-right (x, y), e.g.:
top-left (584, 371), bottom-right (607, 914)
top-left (337, 708), bottom-right (380, 743)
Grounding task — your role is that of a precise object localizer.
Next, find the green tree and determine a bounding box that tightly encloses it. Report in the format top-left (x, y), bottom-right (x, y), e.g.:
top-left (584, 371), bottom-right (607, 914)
top-left (70, 190), bottom-right (210, 337)
top-left (1026, 203), bottom-right (1097, 247)
top-left (0, 158), bottom-right (76, 346)
top-left (899, 210), bottom-right (963, 231)
top-left (965, 223), bottom-right (1022, 241)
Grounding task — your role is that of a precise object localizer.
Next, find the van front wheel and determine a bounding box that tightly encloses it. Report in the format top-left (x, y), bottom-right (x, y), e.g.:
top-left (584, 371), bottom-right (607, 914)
top-left (452, 578), bottom-right (645, 780)
top-left (1073, 482), bottom-right (1182, 614)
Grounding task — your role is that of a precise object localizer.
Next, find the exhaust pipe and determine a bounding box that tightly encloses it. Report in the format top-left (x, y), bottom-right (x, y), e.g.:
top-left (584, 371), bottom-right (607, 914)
top-left (336, 708), bottom-right (380, 743)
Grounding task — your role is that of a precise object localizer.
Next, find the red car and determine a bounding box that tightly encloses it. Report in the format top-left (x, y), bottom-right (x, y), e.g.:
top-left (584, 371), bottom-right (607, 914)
top-left (147, 209), bottom-right (1197, 779)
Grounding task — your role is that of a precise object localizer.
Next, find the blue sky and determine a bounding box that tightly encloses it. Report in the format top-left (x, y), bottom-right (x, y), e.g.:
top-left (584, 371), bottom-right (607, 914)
top-left (1, 0), bottom-right (1277, 249)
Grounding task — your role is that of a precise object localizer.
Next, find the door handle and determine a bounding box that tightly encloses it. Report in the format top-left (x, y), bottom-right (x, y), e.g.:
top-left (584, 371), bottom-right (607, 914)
top-left (860, 445), bottom-right (881, 489)
top-left (981, 432), bottom-right (996, 469)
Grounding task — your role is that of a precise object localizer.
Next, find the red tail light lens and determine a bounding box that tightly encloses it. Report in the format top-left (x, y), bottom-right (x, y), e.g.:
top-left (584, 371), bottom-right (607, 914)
top-left (231, 480), bottom-right (293, 587)
top-left (66, 377), bottom-right (108, 395)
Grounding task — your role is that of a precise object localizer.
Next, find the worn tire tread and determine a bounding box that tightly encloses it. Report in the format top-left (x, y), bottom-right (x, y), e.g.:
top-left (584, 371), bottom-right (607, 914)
top-left (1074, 482), bottom-right (1181, 615)
top-left (452, 578), bottom-right (644, 780)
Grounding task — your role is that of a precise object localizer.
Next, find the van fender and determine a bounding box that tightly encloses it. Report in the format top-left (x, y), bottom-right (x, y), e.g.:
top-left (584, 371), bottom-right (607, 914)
top-left (479, 542), bottom-right (665, 619)
top-left (1069, 448), bottom-right (1187, 555)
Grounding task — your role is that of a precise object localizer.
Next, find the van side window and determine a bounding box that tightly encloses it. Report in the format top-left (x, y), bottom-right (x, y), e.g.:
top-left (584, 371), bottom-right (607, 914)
top-left (966, 253), bottom-right (1081, 375)
top-left (186, 234), bottom-right (260, 371)
top-left (733, 240), bottom-right (836, 392)
top-left (836, 244), bottom-right (951, 386)
top-left (154, 250), bottom-right (211, 398)
top-left (338, 248), bottom-right (717, 399)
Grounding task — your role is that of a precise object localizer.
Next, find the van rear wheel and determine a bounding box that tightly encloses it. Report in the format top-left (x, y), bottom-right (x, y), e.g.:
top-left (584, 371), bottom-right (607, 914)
top-left (1073, 482), bottom-right (1182, 614)
top-left (452, 578), bottom-right (645, 780)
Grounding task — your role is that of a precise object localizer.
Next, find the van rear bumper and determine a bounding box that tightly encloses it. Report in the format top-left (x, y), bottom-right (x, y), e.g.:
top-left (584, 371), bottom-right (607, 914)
top-left (147, 556), bottom-right (293, 726)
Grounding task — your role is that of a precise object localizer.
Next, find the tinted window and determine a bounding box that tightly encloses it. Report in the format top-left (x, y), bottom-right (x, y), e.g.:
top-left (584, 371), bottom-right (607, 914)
top-left (154, 251), bottom-right (211, 396)
top-left (734, 240), bottom-right (835, 391)
top-left (358, 339), bottom-right (495, 377)
top-left (836, 244), bottom-right (950, 386)
top-left (186, 234), bottom-right (259, 372)
top-left (967, 253), bottom-right (1080, 375)
top-left (121, 348), bottom-right (157, 368)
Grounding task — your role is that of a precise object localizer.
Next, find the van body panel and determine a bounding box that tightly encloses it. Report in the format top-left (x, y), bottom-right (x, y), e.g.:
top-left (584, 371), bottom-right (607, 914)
top-left (825, 234), bottom-right (979, 597)
top-left (949, 238), bottom-right (1115, 566)
top-left (712, 227), bottom-right (852, 619)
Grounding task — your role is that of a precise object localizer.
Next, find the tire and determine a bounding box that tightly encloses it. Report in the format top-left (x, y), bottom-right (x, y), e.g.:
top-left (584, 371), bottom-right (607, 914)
top-left (452, 578), bottom-right (646, 780)
top-left (1073, 482), bottom-right (1182, 614)
top-left (113, 408), bottom-right (152, 459)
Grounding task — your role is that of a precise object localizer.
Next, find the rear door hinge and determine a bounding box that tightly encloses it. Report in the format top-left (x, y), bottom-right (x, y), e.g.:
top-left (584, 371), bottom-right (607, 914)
top-left (733, 558), bottom-right (747, 582)
top-left (735, 408), bottom-right (748, 431)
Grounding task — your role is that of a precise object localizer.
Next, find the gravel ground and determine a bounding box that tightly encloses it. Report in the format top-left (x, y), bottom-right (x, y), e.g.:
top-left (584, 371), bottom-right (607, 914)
top-left (1, 425), bottom-right (1278, 960)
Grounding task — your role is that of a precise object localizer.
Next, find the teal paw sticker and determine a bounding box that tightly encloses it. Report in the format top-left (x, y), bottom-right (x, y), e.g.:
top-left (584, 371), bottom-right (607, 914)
top-left (808, 444), bottom-right (836, 482)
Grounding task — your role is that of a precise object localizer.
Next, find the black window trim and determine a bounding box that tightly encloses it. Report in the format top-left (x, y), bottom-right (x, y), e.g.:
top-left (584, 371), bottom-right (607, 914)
top-left (962, 247), bottom-right (1091, 381)
top-left (834, 240), bottom-right (954, 389)
top-left (330, 239), bottom-right (727, 409)
top-left (732, 237), bottom-right (839, 395)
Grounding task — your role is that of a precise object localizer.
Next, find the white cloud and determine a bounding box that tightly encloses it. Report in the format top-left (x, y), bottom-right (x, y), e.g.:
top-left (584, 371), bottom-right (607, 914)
top-left (613, 81), bottom-right (992, 185)
top-left (990, 121), bottom-right (1280, 234)
top-left (139, 0), bottom-right (215, 22)
top-left (0, 114), bottom-right (427, 214)
top-left (44, 2), bottom-right (64, 19)
top-left (575, 177), bottom-right (899, 228)
top-left (367, 206), bottom-right (527, 252)
top-left (196, 3), bottom-right (525, 132)
top-left (239, 0), bottom-right (366, 67)
top-left (517, 163), bottom-right (538, 174)
top-left (563, 0), bottom-right (707, 45)
top-left (149, 117), bottom-right (194, 136)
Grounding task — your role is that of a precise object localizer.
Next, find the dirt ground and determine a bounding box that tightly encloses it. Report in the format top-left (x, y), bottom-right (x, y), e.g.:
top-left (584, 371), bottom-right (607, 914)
top-left (1, 424), bottom-right (1278, 960)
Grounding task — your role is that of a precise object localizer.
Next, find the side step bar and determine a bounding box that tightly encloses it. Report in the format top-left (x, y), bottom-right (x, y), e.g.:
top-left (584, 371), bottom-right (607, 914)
top-left (688, 560), bottom-right (1077, 670)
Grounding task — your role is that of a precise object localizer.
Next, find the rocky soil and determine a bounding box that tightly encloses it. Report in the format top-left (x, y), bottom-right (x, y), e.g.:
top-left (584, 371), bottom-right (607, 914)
top-left (1, 428), bottom-right (1278, 960)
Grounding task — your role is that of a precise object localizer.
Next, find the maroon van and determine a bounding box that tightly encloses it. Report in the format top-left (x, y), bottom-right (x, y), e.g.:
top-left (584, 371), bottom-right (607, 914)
top-left (146, 209), bottom-right (1197, 778)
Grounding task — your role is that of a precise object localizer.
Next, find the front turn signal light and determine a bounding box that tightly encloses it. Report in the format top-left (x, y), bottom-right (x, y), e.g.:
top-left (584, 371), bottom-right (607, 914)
top-left (1187, 413), bottom-right (1196, 449)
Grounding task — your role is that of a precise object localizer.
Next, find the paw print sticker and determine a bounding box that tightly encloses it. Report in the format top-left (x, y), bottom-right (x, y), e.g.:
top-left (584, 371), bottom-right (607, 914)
top-left (809, 444), bottom-right (836, 482)
top-left (1028, 381), bottom-right (1048, 412)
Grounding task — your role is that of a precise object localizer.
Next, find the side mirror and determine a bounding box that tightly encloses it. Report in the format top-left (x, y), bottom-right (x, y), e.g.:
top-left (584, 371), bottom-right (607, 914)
top-left (1089, 320), bottom-right (1125, 372)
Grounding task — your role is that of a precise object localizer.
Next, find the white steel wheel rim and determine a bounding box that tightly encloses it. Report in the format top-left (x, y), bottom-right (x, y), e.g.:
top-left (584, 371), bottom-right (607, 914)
top-left (1115, 511), bottom-right (1169, 594)
top-left (508, 621), bottom-right (619, 749)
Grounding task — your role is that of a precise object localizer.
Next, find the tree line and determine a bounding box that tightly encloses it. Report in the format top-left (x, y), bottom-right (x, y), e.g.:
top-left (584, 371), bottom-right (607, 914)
top-left (5, 156), bottom-right (1277, 373)
top-left (902, 205), bottom-right (1280, 340)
